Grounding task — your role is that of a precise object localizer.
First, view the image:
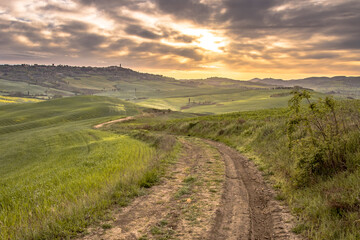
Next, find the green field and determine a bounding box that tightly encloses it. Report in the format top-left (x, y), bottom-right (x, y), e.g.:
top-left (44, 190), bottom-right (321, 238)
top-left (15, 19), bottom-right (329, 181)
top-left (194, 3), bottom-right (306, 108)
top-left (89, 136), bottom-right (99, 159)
top-left (111, 94), bottom-right (360, 240)
top-left (0, 78), bottom-right (74, 98)
top-left (0, 95), bottom-right (42, 104)
top-left (0, 96), bottom-right (173, 239)
top-left (136, 89), bottom-right (326, 114)
top-left (2, 87), bottom-right (357, 240)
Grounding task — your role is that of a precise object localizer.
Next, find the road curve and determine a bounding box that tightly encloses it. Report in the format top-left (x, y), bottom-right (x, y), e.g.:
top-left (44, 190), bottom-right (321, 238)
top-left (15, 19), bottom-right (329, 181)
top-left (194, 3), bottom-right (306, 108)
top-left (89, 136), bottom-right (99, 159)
top-left (206, 140), bottom-right (301, 240)
top-left (89, 115), bottom-right (302, 240)
top-left (93, 116), bottom-right (134, 129)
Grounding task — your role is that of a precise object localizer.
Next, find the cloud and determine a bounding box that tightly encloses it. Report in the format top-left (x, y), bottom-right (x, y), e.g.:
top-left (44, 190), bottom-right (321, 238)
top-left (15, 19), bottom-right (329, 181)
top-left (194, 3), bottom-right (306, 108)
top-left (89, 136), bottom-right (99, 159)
top-left (298, 53), bottom-right (340, 60)
top-left (0, 0), bottom-right (359, 77)
top-left (125, 24), bottom-right (162, 39)
top-left (131, 42), bottom-right (203, 61)
top-left (59, 20), bottom-right (90, 33)
top-left (154, 0), bottom-right (212, 23)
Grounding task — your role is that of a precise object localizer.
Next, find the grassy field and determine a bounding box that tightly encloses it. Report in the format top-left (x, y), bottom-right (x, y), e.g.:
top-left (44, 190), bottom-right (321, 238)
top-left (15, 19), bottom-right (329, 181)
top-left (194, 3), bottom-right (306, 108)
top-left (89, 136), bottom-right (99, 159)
top-left (0, 78), bottom-right (74, 98)
top-left (2, 89), bottom-right (355, 240)
top-left (0, 79), bottom-right (48, 96)
top-left (0, 95), bottom-right (42, 104)
top-left (1, 78), bottom-right (310, 115)
top-left (136, 89), bottom-right (326, 114)
top-left (111, 94), bottom-right (360, 240)
top-left (0, 96), bottom-right (178, 239)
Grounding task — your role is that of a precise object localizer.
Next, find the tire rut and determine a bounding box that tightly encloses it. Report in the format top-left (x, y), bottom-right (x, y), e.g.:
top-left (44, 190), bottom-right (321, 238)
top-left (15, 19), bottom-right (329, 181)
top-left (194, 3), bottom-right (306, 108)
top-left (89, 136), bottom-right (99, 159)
top-left (77, 137), bottom-right (225, 240)
top-left (205, 140), bottom-right (301, 240)
top-left (78, 136), bottom-right (302, 240)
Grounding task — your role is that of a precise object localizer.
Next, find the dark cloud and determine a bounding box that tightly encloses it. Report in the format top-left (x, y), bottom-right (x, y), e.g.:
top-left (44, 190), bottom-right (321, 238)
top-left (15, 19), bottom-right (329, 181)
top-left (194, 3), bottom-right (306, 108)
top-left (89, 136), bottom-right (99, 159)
top-left (125, 24), bottom-right (162, 39)
top-left (132, 42), bottom-right (203, 61)
top-left (75, 0), bottom-right (151, 12)
top-left (220, 0), bottom-right (282, 26)
top-left (0, 31), bottom-right (13, 46)
top-left (1, 0), bottom-right (360, 76)
top-left (38, 4), bottom-right (77, 13)
top-left (219, 0), bottom-right (360, 40)
top-left (56, 21), bottom-right (107, 51)
top-left (109, 38), bottom-right (136, 50)
top-left (59, 21), bottom-right (90, 33)
top-left (173, 34), bottom-right (195, 43)
top-left (214, 0), bottom-right (360, 71)
top-left (155, 0), bottom-right (212, 23)
top-left (76, 0), bottom-right (137, 8)
top-left (298, 53), bottom-right (340, 60)
top-left (72, 33), bottom-right (106, 50)
top-left (124, 24), bottom-right (198, 42)
top-left (159, 27), bottom-right (197, 43)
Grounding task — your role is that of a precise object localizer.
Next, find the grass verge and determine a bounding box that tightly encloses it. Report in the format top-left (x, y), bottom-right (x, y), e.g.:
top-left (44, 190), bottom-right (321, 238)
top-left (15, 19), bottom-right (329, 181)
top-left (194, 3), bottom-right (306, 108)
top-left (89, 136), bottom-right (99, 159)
top-left (112, 97), bottom-right (360, 240)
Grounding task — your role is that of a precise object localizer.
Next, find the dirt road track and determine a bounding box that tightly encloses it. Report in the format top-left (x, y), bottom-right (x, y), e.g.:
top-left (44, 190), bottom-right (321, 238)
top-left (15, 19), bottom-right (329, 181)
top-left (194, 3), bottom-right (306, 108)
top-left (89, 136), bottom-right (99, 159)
top-left (82, 128), bottom-right (301, 239)
top-left (206, 140), bottom-right (300, 240)
top-left (93, 116), bottom-right (134, 129)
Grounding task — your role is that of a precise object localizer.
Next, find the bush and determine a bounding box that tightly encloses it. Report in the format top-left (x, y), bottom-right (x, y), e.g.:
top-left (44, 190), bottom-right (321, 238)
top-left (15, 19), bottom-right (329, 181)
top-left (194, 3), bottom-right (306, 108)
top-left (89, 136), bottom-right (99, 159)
top-left (287, 90), bottom-right (360, 187)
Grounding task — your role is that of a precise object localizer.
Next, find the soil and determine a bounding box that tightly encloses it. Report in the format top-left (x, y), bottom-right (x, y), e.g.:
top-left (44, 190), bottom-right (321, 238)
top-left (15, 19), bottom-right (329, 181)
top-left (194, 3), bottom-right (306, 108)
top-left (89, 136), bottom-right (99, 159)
top-left (93, 116), bottom-right (134, 129)
top-left (84, 120), bottom-right (303, 239)
top-left (205, 140), bottom-right (300, 240)
top-left (78, 138), bottom-right (225, 240)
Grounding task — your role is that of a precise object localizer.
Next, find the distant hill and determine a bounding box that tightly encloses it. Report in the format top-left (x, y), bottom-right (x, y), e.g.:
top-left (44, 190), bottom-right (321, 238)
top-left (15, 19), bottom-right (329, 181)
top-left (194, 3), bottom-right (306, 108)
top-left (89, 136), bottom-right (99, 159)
top-left (0, 64), bottom-right (269, 100)
top-left (0, 64), bottom-right (175, 97)
top-left (250, 76), bottom-right (360, 98)
top-left (2, 64), bottom-right (358, 113)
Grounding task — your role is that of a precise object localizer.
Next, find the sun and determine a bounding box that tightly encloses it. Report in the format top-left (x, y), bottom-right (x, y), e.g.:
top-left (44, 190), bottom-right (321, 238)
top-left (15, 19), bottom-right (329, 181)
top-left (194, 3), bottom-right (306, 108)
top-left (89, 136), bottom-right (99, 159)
top-left (180, 28), bottom-right (227, 53)
top-left (197, 31), bottom-right (226, 52)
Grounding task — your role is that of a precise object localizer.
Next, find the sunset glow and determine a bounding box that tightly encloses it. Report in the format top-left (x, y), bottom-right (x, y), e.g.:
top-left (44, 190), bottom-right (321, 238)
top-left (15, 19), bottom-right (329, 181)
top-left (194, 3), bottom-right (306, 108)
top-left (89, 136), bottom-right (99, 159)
top-left (0, 0), bottom-right (359, 79)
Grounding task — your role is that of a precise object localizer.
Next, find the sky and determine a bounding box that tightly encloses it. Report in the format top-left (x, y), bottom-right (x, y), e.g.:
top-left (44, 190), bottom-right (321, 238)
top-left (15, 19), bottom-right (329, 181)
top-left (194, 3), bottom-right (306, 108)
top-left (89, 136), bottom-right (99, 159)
top-left (0, 0), bottom-right (359, 80)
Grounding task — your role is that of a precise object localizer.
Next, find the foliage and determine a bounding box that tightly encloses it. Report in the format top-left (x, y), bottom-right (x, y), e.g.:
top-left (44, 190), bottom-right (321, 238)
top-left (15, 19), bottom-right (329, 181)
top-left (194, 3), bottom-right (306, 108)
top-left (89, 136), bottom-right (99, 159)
top-left (287, 90), bottom-right (360, 187)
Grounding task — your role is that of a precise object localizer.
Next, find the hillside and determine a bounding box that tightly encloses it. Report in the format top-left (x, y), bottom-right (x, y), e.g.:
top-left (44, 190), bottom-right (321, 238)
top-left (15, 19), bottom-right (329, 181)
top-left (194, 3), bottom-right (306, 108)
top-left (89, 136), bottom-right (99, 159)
top-left (0, 64), bottom-right (267, 99)
top-left (1, 64), bottom-right (299, 114)
top-left (1, 64), bottom-right (357, 114)
top-left (0, 64), bottom-right (176, 97)
top-left (109, 95), bottom-right (360, 240)
top-left (2, 90), bottom-right (360, 240)
top-left (250, 76), bottom-right (360, 98)
top-left (0, 96), bottom-right (172, 239)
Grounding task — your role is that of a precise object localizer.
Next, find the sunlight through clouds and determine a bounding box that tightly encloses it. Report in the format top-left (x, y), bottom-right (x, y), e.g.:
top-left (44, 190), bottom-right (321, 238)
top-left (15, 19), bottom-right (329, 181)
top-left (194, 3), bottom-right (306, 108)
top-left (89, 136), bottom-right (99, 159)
top-left (0, 0), bottom-right (359, 79)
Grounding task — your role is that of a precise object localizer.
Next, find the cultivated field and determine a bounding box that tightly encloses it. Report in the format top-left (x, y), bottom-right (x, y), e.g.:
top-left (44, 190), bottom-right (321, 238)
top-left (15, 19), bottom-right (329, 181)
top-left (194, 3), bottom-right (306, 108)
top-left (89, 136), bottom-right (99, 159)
top-left (0, 96), bottom-right (173, 239)
top-left (114, 94), bottom-right (360, 240)
top-left (0, 95), bottom-right (42, 104)
top-left (136, 89), bottom-right (326, 114)
top-left (1, 89), bottom-right (359, 240)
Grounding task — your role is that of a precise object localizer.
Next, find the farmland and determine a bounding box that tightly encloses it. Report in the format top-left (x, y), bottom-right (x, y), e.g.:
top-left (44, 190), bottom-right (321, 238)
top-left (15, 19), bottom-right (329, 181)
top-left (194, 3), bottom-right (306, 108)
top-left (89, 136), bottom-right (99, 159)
top-left (1, 88), bottom-right (360, 239)
top-left (0, 96), bottom-right (177, 239)
top-left (136, 89), bottom-right (326, 114)
top-left (1, 65), bottom-right (359, 240)
top-left (110, 94), bottom-right (360, 240)
top-left (0, 95), bottom-right (42, 104)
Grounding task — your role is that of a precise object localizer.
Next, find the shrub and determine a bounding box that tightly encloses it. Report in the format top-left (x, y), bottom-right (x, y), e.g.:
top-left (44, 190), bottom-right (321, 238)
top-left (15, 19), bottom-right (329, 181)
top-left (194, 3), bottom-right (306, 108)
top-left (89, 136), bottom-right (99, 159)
top-left (287, 90), bottom-right (360, 187)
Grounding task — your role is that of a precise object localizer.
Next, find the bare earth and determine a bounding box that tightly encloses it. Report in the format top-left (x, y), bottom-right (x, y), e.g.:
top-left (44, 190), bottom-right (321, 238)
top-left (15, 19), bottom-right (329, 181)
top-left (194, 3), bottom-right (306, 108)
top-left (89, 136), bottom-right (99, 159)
top-left (83, 119), bottom-right (302, 239)
top-left (93, 116), bottom-right (134, 129)
top-left (205, 140), bottom-right (300, 240)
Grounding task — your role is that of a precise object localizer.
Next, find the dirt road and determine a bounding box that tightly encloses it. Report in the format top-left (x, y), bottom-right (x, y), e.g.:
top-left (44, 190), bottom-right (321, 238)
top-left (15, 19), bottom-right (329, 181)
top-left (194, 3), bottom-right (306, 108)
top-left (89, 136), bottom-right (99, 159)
top-left (79, 135), bottom-right (301, 240)
top-left (93, 116), bottom-right (134, 129)
top-left (205, 140), bottom-right (299, 240)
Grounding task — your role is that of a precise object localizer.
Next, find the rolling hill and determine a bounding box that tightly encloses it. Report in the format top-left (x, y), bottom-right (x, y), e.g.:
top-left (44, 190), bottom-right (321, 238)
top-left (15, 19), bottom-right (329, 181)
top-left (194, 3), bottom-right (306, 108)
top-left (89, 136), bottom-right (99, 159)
top-left (1, 64), bottom-right (358, 114)
top-left (0, 96), bottom-right (159, 239)
top-left (0, 64), bottom-right (308, 114)
top-left (250, 76), bottom-right (360, 98)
